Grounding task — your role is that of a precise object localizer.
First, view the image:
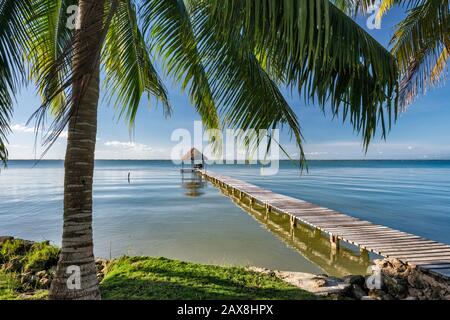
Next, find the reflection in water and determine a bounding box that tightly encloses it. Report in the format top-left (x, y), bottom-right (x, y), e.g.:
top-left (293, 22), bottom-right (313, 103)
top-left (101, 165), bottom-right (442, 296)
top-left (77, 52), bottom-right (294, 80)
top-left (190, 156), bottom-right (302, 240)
top-left (181, 172), bottom-right (207, 197)
top-left (210, 178), bottom-right (378, 277)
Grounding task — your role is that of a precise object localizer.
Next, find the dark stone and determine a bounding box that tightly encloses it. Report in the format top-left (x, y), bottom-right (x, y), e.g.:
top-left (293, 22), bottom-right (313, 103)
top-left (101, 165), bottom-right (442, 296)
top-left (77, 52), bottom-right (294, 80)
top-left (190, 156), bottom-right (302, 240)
top-left (38, 277), bottom-right (51, 289)
top-left (20, 273), bottom-right (38, 286)
top-left (36, 270), bottom-right (48, 279)
top-left (369, 289), bottom-right (386, 300)
top-left (407, 274), bottom-right (424, 289)
top-left (431, 287), bottom-right (442, 299)
top-left (384, 276), bottom-right (408, 298)
top-left (343, 275), bottom-right (366, 287)
top-left (0, 236), bottom-right (14, 245)
top-left (351, 284), bottom-right (367, 300)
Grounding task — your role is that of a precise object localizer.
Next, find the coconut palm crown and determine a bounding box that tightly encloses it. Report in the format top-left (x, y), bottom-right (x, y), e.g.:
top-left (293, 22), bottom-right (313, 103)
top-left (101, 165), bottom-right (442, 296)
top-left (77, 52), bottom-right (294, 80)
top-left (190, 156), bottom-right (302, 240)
top-left (337, 0), bottom-right (449, 108)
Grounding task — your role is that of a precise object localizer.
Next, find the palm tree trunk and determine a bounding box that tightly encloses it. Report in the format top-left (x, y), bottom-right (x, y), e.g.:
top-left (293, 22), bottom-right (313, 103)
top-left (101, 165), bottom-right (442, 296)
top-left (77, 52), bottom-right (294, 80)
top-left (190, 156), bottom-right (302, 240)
top-left (49, 0), bottom-right (105, 300)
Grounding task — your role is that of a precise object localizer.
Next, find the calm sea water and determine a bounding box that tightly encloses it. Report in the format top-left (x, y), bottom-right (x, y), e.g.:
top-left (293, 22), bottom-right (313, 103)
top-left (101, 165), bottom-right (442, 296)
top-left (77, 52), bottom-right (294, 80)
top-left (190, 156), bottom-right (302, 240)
top-left (1, 160), bottom-right (449, 275)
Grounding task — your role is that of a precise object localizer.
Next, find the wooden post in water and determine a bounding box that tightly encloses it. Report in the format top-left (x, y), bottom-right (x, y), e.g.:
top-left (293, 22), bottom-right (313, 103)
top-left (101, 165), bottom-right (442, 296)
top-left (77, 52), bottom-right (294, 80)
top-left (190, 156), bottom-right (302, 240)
top-left (290, 216), bottom-right (297, 238)
top-left (330, 234), bottom-right (340, 263)
top-left (250, 198), bottom-right (255, 209)
top-left (360, 248), bottom-right (370, 263)
top-left (330, 234), bottom-right (340, 251)
top-left (313, 229), bottom-right (322, 238)
top-left (265, 204), bottom-right (271, 220)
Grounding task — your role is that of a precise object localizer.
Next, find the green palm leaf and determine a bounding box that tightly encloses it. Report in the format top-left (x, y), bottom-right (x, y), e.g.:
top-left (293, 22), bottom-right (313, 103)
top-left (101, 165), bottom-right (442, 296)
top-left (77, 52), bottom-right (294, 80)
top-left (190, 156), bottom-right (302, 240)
top-left (391, 0), bottom-right (450, 107)
top-left (340, 0), bottom-right (450, 108)
top-left (198, 0), bottom-right (399, 149)
top-left (103, 0), bottom-right (171, 128)
top-left (26, 0), bottom-right (77, 113)
top-left (190, 3), bottom-right (305, 162)
top-left (140, 0), bottom-right (220, 131)
top-left (0, 0), bottom-right (33, 166)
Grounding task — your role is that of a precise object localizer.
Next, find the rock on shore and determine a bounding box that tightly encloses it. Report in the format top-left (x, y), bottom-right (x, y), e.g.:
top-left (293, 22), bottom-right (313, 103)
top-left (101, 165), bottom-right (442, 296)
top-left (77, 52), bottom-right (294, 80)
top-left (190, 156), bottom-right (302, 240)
top-left (250, 258), bottom-right (450, 300)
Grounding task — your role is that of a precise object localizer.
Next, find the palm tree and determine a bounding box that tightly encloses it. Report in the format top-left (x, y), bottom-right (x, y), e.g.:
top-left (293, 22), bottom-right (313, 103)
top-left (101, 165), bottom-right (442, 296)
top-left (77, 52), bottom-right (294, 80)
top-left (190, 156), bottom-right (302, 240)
top-left (0, 0), bottom-right (398, 299)
top-left (337, 0), bottom-right (450, 108)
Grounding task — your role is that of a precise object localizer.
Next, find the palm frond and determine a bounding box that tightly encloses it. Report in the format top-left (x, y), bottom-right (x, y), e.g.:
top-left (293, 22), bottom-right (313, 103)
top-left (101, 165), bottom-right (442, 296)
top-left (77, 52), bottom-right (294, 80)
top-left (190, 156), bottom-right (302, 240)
top-left (140, 0), bottom-right (219, 131)
top-left (391, 1), bottom-right (450, 107)
top-left (431, 41), bottom-right (450, 84)
top-left (332, 0), bottom-right (374, 16)
top-left (189, 4), bottom-right (305, 163)
top-left (29, 0), bottom-right (119, 154)
top-left (0, 0), bottom-right (33, 166)
top-left (201, 0), bottom-right (399, 149)
top-left (103, 0), bottom-right (171, 128)
top-left (26, 0), bottom-right (77, 114)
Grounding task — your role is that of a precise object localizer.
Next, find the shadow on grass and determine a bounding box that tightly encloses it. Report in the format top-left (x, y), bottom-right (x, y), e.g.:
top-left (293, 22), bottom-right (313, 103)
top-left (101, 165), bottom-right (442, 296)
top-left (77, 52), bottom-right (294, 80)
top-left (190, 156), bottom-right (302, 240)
top-left (101, 275), bottom-right (313, 300)
top-left (100, 257), bottom-right (316, 300)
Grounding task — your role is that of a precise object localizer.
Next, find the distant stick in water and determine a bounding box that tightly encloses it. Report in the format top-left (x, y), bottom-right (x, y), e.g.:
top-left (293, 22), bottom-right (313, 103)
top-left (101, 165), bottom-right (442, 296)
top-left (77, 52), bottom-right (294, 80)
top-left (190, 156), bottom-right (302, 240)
top-left (128, 172), bottom-right (131, 184)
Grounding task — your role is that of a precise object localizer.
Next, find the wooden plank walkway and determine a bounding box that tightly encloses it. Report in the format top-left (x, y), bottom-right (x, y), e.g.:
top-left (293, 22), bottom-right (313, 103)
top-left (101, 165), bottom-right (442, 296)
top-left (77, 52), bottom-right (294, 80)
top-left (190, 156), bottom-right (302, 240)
top-left (198, 170), bottom-right (450, 279)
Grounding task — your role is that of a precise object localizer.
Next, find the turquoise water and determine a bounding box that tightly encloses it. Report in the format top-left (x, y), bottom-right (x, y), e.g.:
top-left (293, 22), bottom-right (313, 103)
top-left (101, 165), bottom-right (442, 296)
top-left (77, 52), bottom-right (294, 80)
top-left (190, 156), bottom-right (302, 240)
top-left (1, 160), bottom-right (449, 274)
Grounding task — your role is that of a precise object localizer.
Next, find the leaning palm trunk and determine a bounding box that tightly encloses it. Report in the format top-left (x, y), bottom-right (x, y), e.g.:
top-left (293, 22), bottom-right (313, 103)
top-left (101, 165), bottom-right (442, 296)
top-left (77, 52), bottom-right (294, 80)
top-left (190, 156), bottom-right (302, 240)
top-left (49, 0), bottom-right (105, 300)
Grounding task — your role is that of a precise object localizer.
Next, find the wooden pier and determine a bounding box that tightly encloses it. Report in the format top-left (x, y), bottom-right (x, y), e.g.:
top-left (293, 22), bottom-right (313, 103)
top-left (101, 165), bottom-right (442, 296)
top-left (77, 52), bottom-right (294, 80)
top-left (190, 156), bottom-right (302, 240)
top-left (198, 170), bottom-right (450, 279)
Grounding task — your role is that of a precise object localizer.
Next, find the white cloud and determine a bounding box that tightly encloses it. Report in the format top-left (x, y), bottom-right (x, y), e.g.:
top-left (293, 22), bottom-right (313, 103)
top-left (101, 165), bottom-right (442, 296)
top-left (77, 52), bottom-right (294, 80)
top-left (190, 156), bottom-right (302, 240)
top-left (306, 151), bottom-right (329, 156)
top-left (6, 144), bottom-right (29, 150)
top-left (104, 141), bottom-right (152, 152)
top-left (98, 140), bottom-right (169, 159)
top-left (11, 124), bottom-right (35, 134)
top-left (279, 140), bottom-right (450, 160)
top-left (11, 123), bottom-right (68, 139)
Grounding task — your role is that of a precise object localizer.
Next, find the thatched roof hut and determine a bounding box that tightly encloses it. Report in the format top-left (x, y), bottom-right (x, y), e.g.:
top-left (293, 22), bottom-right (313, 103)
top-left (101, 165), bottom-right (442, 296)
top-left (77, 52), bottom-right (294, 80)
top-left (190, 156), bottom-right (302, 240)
top-left (181, 148), bottom-right (207, 162)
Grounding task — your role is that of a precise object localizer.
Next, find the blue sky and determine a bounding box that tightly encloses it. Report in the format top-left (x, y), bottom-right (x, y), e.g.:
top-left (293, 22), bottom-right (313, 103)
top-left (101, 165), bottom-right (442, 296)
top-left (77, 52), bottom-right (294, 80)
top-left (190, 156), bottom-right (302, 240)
top-left (6, 6), bottom-right (450, 160)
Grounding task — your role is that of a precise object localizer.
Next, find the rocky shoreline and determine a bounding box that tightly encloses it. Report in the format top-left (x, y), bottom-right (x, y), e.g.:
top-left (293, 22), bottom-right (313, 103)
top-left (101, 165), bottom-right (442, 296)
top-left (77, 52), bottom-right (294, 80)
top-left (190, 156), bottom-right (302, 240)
top-left (251, 258), bottom-right (450, 300)
top-left (2, 236), bottom-right (449, 300)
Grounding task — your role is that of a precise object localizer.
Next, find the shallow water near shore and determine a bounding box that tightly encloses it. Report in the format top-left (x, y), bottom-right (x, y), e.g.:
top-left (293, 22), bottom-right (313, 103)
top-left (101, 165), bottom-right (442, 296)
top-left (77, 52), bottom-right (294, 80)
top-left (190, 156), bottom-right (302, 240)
top-left (1, 160), bottom-right (449, 276)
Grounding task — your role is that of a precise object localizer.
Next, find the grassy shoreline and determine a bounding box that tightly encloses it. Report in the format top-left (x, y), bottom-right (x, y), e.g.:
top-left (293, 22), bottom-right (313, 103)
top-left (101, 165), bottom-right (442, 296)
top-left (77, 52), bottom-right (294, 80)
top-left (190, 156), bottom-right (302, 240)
top-left (0, 238), bottom-right (316, 300)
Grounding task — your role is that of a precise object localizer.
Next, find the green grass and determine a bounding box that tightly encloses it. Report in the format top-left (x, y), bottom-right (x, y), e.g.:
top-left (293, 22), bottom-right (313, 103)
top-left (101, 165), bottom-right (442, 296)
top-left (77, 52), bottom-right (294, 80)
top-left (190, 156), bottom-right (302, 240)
top-left (0, 271), bottom-right (20, 300)
top-left (100, 256), bottom-right (316, 300)
top-left (1, 250), bottom-right (317, 300)
top-left (0, 239), bottom-right (57, 300)
top-left (0, 271), bottom-right (47, 300)
top-left (0, 239), bottom-right (59, 273)
top-left (22, 242), bottom-right (59, 272)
